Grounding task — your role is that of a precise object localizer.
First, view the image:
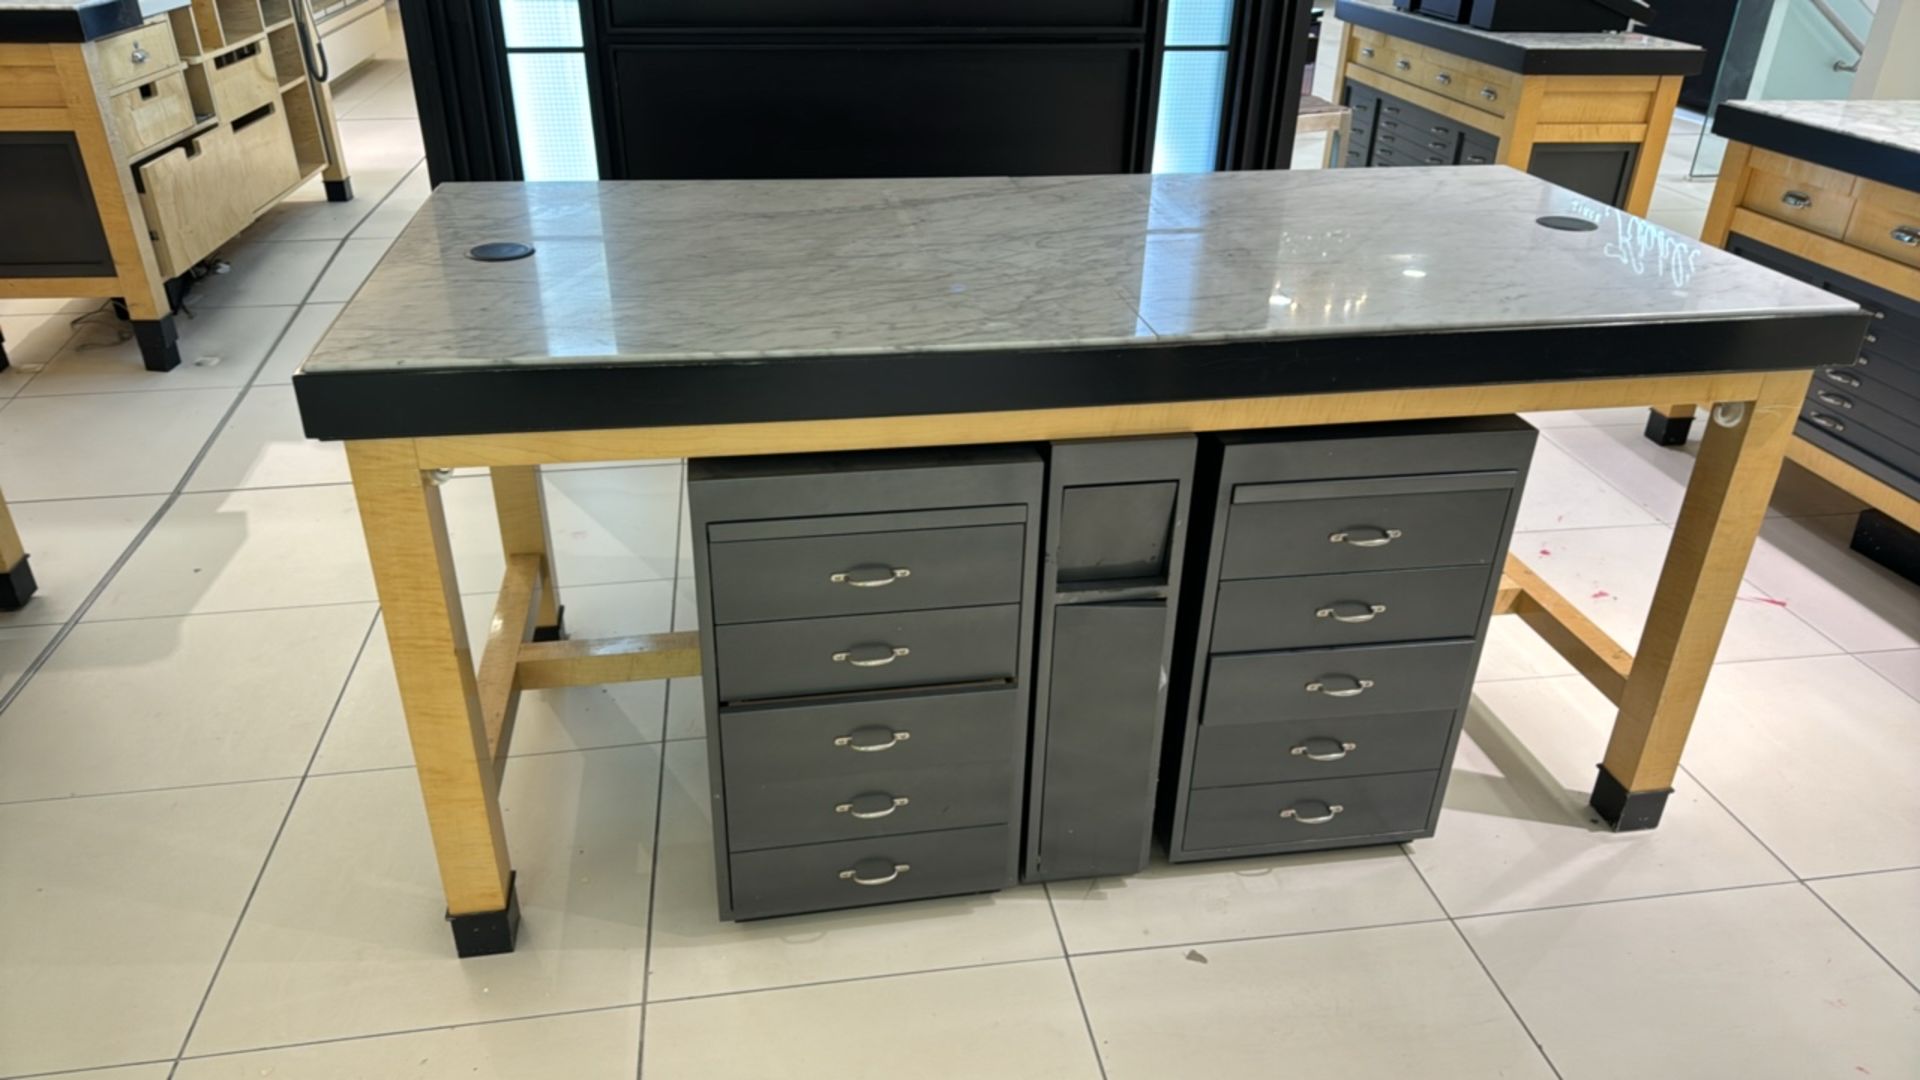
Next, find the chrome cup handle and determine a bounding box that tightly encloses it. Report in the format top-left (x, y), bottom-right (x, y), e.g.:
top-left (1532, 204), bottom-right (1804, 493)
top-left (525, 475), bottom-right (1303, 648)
top-left (1892, 226), bottom-right (1920, 247)
top-left (836, 794), bottom-right (910, 820)
top-left (840, 862), bottom-right (911, 886)
top-left (1329, 528), bottom-right (1402, 548)
top-left (1780, 190), bottom-right (1813, 209)
top-left (1281, 803), bottom-right (1345, 825)
top-left (829, 567), bottom-right (911, 587)
top-left (834, 727), bottom-right (911, 752)
top-left (1316, 602), bottom-right (1387, 624)
top-left (1305, 677), bottom-right (1374, 698)
top-left (1291, 739), bottom-right (1359, 762)
top-left (833, 646), bottom-right (910, 667)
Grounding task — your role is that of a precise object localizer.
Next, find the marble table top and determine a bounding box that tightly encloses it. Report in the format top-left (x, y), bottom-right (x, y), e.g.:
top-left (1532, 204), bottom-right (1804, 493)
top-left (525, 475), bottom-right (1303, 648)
top-left (1721, 99), bottom-right (1920, 163)
top-left (302, 168), bottom-right (1853, 377)
top-left (1335, 0), bottom-right (1701, 74)
top-left (0, 0), bottom-right (185, 40)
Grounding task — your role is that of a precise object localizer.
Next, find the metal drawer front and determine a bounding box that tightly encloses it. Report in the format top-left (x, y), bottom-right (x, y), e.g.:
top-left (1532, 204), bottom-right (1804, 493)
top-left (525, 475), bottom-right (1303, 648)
top-left (719, 687), bottom-right (1017, 789)
top-left (1204, 639), bottom-right (1478, 725)
top-left (1803, 383), bottom-right (1920, 454)
top-left (1191, 710), bottom-right (1456, 787)
top-left (726, 760), bottom-right (1011, 852)
top-left (1222, 485), bottom-right (1513, 579)
top-left (729, 825), bottom-right (1010, 919)
top-left (1801, 407), bottom-right (1920, 480)
top-left (707, 523), bottom-right (1025, 624)
top-left (1184, 771), bottom-right (1440, 851)
top-left (1211, 566), bottom-right (1490, 653)
top-left (714, 604), bottom-right (1021, 702)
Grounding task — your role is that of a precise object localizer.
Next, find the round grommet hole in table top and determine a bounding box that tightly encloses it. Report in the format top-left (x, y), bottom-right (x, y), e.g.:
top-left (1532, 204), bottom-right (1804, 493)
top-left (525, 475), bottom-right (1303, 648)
top-left (1535, 216), bottom-right (1599, 232)
top-left (468, 242), bottom-right (536, 262)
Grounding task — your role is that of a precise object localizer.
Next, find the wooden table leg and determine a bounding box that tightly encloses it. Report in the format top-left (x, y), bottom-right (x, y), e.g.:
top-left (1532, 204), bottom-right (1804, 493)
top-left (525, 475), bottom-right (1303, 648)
top-left (490, 466), bottom-right (564, 640)
top-left (347, 441), bottom-right (519, 956)
top-left (0, 485), bottom-right (36, 611)
top-left (1593, 371), bottom-right (1810, 830)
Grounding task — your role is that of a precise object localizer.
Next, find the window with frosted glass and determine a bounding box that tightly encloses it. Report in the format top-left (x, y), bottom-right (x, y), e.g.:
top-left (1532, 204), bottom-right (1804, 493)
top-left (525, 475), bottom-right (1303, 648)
top-left (508, 52), bottom-right (598, 181)
top-left (501, 0), bottom-right (584, 48)
top-left (502, 0), bottom-right (597, 180)
top-left (1154, 0), bottom-right (1233, 174)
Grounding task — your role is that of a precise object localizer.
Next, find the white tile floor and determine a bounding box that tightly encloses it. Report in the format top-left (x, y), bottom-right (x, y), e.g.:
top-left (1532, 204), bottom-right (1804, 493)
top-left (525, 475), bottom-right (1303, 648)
top-left (1, 12), bottom-right (1917, 1079)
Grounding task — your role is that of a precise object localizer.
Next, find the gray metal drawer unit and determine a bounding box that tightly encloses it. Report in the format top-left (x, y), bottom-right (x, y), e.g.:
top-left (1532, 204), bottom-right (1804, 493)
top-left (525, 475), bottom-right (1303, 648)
top-left (1024, 437), bottom-right (1197, 882)
top-left (688, 447), bottom-right (1043, 920)
top-left (1162, 417), bottom-right (1536, 862)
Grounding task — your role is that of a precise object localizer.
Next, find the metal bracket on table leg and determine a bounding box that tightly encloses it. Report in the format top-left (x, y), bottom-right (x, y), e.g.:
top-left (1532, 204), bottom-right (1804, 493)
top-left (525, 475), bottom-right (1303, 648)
top-left (1589, 765), bottom-right (1672, 832)
top-left (531, 604), bottom-right (567, 643)
top-left (0, 555), bottom-right (36, 611)
top-left (1642, 407), bottom-right (1693, 447)
top-left (447, 871), bottom-right (521, 957)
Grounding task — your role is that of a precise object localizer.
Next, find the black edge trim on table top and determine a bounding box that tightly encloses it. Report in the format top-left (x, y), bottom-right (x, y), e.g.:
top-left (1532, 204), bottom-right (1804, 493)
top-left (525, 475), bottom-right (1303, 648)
top-left (1715, 105), bottom-right (1920, 195)
top-left (0, 0), bottom-right (158, 42)
top-left (293, 314), bottom-right (1868, 442)
top-left (1332, 0), bottom-right (1701, 76)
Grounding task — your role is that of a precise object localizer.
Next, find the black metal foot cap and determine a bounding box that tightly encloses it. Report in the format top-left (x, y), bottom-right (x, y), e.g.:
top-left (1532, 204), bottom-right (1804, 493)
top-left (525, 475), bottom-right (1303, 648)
top-left (531, 605), bottom-right (567, 643)
top-left (0, 556), bottom-right (36, 611)
top-left (1850, 510), bottom-right (1920, 584)
top-left (1590, 765), bottom-right (1670, 831)
top-left (133, 317), bottom-right (181, 373)
top-left (1642, 409), bottom-right (1693, 447)
top-left (325, 178), bottom-right (354, 203)
top-left (448, 872), bottom-right (520, 957)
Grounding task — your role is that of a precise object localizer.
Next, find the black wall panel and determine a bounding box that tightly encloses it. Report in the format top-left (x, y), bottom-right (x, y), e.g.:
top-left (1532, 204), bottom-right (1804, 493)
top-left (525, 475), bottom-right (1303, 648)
top-left (611, 44), bottom-right (1142, 179)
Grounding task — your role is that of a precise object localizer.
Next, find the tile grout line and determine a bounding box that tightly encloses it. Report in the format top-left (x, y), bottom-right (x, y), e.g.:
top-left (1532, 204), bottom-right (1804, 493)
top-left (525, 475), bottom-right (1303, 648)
top-left (632, 478), bottom-right (687, 1080)
top-left (0, 163), bottom-right (422, 721)
top-left (1800, 883), bottom-right (1920, 998)
top-left (1041, 882), bottom-right (1111, 1080)
top-left (1398, 848), bottom-right (1568, 1080)
top-left (165, 607), bottom-right (384, 1075)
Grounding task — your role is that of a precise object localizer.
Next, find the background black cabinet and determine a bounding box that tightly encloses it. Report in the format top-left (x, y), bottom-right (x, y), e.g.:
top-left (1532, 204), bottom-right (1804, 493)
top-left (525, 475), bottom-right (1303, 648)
top-left (610, 44), bottom-right (1145, 179)
top-left (404, 0), bottom-right (1313, 182)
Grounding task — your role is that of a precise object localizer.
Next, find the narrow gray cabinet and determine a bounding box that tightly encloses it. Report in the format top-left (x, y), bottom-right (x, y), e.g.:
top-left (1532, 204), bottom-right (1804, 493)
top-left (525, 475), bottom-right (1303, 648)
top-left (1024, 437), bottom-right (1196, 882)
top-left (1161, 417), bottom-right (1536, 862)
top-left (688, 447), bottom-right (1044, 920)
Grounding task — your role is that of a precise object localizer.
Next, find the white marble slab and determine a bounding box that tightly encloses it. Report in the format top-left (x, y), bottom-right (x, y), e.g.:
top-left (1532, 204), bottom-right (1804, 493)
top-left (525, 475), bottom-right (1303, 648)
top-left (1722, 99), bottom-right (1920, 162)
top-left (1339, 0), bottom-right (1698, 55)
top-left (301, 168), bottom-right (1855, 375)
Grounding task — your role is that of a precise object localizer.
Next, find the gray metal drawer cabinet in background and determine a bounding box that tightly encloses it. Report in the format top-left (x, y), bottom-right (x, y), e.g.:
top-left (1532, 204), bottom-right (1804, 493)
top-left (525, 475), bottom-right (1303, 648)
top-left (689, 446), bottom-right (1044, 921)
top-left (1162, 417), bottom-right (1536, 864)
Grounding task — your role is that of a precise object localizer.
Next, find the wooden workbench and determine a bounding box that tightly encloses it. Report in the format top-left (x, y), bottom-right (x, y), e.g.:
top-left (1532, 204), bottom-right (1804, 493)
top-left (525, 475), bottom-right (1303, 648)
top-left (0, 0), bottom-right (351, 371)
top-left (1645, 99), bottom-right (1920, 582)
top-left (1331, 0), bottom-right (1700, 214)
top-left (293, 169), bottom-right (1865, 956)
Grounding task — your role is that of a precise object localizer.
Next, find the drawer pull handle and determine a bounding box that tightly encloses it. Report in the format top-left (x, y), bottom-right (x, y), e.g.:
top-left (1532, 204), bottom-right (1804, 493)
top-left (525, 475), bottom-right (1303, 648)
top-left (1291, 739), bottom-right (1359, 762)
top-left (1866, 333), bottom-right (1877, 343)
top-left (130, 42), bottom-right (149, 65)
top-left (833, 645), bottom-right (910, 667)
top-left (1429, 125), bottom-right (1449, 134)
top-left (1814, 389), bottom-right (1854, 409)
top-left (1304, 677), bottom-right (1374, 697)
top-left (1467, 155), bottom-right (1488, 164)
top-left (1807, 412), bottom-right (1846, 433)
top-left (1428, 141), bottom-right (1448, 150)
top-left (1384, 104), bottom-right (1402, 113)
top-left (836, 794), bottom-right (910, 820)
top-left (1823, 370), bottom-right (1862, 388)
top-left (1329, 527), bottom-right (1402, 548)
top-left (829, 566), bottom-right (911, 588)
top-left (1361, 46), bottom-right (1376, 57)
top-left (1434, 73), bottom-right (1452, 86)
top-left (1481, 87), bottom-right (1498, 101)
top-left (1893, 226), bottom-right (1920, 247)
top-left (1396, 59), bottom-right (1411, 70)
top-left (1281, 803), bottom-right (1345, 825)
top-left (1316, 602), bottom-right (1387, 623)
top-left (840, 862), bottom-right (911, 887)
top-left (835, 727), bottom-right (911, 752)
top-left (1780, 190), bottom-right (1813, 209)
